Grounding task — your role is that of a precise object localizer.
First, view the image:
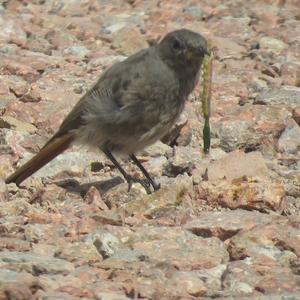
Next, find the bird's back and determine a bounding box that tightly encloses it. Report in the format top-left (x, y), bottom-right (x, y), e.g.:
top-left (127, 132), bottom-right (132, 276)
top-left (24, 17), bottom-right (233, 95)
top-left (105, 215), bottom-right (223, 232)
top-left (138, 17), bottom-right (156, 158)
top-left (55, 46), bottom-right (182, 154)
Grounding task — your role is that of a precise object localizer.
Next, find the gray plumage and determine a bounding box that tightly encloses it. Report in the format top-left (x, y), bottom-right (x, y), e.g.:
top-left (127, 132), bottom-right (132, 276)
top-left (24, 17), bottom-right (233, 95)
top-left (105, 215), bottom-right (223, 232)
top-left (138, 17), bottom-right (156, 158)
top-left (52, 29), bottom-right (207, 153)
top-left (6, 28), bottom-right (208, 190)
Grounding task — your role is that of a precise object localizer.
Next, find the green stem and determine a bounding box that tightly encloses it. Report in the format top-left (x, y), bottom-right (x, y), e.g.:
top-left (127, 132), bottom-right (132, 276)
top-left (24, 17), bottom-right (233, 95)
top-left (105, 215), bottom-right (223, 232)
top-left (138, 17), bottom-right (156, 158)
top-left (203, 118), bottom-right (210, 154)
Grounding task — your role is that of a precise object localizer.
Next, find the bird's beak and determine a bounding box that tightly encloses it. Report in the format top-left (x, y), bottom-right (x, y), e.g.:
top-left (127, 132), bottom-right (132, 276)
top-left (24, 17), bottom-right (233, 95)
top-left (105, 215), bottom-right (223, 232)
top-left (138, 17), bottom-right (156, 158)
top-left (203, 48), bottom-right (210, 56)
top-left (186, 47), bottom-right (210, 60)
top-left (198, 47), bottom-right (210, 57)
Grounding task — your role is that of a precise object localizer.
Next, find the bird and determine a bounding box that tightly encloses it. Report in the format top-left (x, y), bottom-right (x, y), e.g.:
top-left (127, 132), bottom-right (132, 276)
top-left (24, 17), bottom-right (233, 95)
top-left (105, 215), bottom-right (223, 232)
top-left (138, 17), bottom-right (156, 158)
top-left (5, 28), bottom-right (208, 194)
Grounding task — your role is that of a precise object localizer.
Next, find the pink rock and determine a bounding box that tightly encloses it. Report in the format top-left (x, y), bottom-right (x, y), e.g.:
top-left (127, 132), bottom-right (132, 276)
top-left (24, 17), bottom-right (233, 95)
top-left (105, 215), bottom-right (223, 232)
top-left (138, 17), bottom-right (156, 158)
top-left (196, 177), bottom-right (285, 212)
top-left (0, 19), bottom-right (27, 47)
top-left (112, 26), bottom-right (148, 55)
top-left (280, 62), bottom-right (300, 87)
top-left (207, 151), bottom-right (270, 181)
top-left (84, 186), bottom-right (109, 210)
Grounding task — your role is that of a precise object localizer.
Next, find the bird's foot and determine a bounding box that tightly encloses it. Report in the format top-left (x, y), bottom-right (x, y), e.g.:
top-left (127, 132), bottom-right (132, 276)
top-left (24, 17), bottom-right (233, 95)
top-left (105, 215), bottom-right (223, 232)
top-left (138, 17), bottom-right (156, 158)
top-left (151, 181), bottom-right (161, 191)
top-left (124, 175), bottom-right (153, 194)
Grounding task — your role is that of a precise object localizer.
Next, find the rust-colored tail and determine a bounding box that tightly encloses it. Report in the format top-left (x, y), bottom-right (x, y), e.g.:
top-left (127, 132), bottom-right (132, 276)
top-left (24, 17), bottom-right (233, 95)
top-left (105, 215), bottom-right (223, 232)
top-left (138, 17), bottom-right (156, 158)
top-left (5, 132), bottom-right (75, 186)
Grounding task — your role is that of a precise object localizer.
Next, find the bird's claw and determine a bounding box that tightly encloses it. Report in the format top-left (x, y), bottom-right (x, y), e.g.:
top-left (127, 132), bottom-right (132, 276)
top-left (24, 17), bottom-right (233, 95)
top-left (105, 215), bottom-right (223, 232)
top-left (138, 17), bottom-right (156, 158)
top-left (152, 182), bottom-right (161, 191)
top-left (125, 176), bottom-right (152, 194)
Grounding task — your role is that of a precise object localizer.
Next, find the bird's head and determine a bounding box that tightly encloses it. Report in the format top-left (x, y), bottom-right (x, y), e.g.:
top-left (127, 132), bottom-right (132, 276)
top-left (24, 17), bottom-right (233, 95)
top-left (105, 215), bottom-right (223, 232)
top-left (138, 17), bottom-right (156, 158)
top-left (157, 29), bottom-right (209, 71)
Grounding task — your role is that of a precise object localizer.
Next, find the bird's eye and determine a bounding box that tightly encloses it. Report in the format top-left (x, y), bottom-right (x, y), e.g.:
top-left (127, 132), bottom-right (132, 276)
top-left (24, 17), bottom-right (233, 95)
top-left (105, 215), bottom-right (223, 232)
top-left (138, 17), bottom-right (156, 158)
top-left (172, 38), bottom-right (182, 50)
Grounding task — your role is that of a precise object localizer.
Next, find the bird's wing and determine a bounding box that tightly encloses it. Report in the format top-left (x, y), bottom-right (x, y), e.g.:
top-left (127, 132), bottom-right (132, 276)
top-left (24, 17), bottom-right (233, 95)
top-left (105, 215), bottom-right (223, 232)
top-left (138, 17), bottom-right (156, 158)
top-left (47, 48), bottom-right (172, 144)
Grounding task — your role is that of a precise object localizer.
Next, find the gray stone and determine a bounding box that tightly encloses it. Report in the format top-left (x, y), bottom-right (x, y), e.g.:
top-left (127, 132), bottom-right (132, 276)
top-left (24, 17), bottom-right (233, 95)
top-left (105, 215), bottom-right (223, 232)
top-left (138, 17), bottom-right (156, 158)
top-left (125, 226), bottom-right (229, 269)
top-left (248, 78), bottom-right (268, 96)
top-left (146, 156), bottom-right (168, 173)
top-left (0, 98), bottom-right (11, 114)
top-left (0, 44), bottom-right (18, 54)
top-left (0, 199), bottom-right (37, 217)
top-left (85, 230), bottom-right (125, 259)
top-left (223, 260), bottom-right (300, 297)
top-left (217, 120), bottom-right (256, 152)
top-left (0, 269), bottom-right (41, 299)
top-left (188, 264), bottom-right (227, 296)
top-left (86, 231), bottom-right (147, 268)
top-left (259, 36), bottom-right (288, 54)
top-left (63, 45), bottom-right (90, 59)
top-left (236, 292), bottom-right (300, 300)
top-left (0, 180), bottom-right (7, 201)
top-left (24, 224), bottom-right (55, 243)
top-left (209, 148), bottom-right (228, 160)
top-left (164, 145), bottom-right (200, 177)
top-left (0, 18), bottom-right (27, 46)
top-left (255, 86), bottom-right (300, 108)
top-left (93, 292), bottom-right (131, 300)
top-left (0, 251), bottom-right (75, 275)
top-left (167, 271), bottom-right (208, 297)
top-left (0, 269), bottom-right (34, 285)
top-left (19, 149), bottom-right (101, 179)
top-left (102, 13), bottom-right (145, 35)
top-left (216, 106), bottom-right (293, 154)
top-left (141, 140), bottom-right (172, 157)
top-left (88, 55), bottom-right (126, 69)
top-left (183, 6), bottom-right (204, 21)
top-left (34, 291), bottom-right (83, 300)
top-left (221, 260), bottom-right (264, 297)
top-left (104, 22), bottom-right (127, 34)
top-left (38, 272), bottom-right (85, 292)
top-left (278, 120), bottom-right (300, 154)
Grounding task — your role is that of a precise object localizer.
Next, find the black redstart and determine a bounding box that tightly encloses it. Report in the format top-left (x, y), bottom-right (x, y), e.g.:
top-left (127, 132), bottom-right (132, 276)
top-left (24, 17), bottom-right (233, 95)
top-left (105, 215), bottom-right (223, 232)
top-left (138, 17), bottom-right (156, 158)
top-left (6, 29), bottom-right (208, 193)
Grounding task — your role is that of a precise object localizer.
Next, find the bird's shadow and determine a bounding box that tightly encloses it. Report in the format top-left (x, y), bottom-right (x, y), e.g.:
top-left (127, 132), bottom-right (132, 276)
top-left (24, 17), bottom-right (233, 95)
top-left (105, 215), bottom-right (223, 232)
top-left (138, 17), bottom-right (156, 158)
top-left (54, 176), bottom-right (124, 197)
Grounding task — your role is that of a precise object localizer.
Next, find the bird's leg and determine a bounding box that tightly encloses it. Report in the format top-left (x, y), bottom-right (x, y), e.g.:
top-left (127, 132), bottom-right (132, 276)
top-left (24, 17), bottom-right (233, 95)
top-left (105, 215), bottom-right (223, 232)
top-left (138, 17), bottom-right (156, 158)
top-left (130, 154), bottom-right (161, 191)
top-left (102, 149), bottom-right (152, 194)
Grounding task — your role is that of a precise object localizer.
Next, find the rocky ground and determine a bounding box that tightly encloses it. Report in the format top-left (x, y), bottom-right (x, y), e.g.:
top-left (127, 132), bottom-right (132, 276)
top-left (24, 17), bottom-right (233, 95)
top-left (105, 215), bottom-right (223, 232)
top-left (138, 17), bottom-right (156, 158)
top-left (0, 0), bottom-right (299, 299)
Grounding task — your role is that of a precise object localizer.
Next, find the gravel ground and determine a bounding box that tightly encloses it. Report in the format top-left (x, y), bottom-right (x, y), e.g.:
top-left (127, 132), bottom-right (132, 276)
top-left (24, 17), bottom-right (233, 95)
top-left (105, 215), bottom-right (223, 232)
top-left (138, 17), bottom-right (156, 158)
top-left (0, 0), bottom-right (299, 299)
